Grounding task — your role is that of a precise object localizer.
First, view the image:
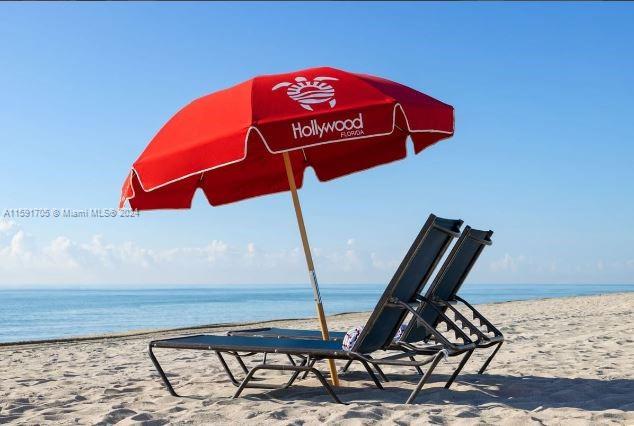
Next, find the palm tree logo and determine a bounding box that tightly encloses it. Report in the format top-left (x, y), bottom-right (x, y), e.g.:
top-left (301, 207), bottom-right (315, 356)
top-left (272, 76), bottom-right (339, 111)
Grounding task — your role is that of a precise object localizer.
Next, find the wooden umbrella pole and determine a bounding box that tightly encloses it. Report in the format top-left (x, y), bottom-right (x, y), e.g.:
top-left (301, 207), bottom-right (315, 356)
top-left (282, 152), bottom-right (340, 387)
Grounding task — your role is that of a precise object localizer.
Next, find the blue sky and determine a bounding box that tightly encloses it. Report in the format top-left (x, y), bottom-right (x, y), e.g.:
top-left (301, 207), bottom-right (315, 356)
top-left (0, 2), bottom-right (632, 287)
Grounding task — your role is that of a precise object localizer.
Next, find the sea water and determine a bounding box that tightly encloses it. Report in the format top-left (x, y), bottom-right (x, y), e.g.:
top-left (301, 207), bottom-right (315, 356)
top-left (0, 283), bottom-right (632, 343)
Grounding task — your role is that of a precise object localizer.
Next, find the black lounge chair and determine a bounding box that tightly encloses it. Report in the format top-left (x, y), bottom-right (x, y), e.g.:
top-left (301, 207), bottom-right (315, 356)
top-left (232, 225), bottom-right (503, 388)
top-left (227, 213), bottom-right (462, 378)
top-left (148, 215), bottom-right (475, 404)
top-left (393, 226), bottom-right (504, 387)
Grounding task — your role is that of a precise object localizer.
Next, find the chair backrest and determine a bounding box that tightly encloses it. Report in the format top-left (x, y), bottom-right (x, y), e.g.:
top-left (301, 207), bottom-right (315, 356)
top-left (352, 214), bottom-right (463, 354)
top-left (402, 226), bottom-right (493, 343)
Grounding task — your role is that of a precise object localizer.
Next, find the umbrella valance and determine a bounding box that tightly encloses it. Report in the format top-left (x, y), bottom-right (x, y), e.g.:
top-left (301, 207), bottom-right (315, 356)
top-left (120, 67), bottom-right (453, 209)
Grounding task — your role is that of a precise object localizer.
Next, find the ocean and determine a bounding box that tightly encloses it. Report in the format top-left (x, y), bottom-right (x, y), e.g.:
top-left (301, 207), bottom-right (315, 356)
top-left (0, 283), bottom-right (632, 343)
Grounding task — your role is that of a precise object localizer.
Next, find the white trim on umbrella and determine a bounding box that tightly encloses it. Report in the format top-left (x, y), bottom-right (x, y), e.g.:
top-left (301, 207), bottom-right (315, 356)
top-left (121, 103), bottom-right (454, 207)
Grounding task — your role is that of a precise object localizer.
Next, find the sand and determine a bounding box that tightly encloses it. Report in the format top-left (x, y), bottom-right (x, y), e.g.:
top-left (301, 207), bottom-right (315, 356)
top-left (1, 292), bottom-right (633, 425)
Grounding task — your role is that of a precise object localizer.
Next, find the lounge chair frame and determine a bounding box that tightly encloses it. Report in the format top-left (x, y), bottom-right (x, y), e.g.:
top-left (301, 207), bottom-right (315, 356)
top-left (148, 293), bottom-right (476, 404)
top-left (232, 225), bottom-right (504, 384)
top-left (146, 215), bottom-right (493, 403)
top-left (435, 295), bottom-right (504, 374)
top-left (399, 227), bottom-right (504, 378)
top-left (225, 214), bottom-right (463, 382)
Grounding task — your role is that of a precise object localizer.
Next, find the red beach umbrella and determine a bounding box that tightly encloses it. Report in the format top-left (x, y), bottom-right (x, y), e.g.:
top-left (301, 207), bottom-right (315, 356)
top-left (120, 66), bottom-right (454, 385)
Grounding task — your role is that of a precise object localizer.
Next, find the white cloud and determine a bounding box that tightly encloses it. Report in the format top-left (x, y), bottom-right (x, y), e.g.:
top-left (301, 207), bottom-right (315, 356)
top-left (0, 223), bottom-right (399, 287)
top-left (490, 253), bottom-right (528, 273)
top-left (370, 252), bottom-right (399, 271)
top-left (2, 222), bottom-right (631, 288)
top-left (43, 236), bottom-right (79, 269)
top-left (0, 219), bottom-right (15, 233)
top-left (480, 251), bottom-right (634, 284)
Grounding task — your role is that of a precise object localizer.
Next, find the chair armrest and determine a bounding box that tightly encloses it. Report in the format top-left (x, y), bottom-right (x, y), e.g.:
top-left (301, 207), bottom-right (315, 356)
top-left (389, 297), bottom-right (475, 353)
top-left (414, 296), bottom-right (477, 347)
top-left (453, 296), bottom-right (503, 339)
top-left (434, 299), bottom-right (492, 343)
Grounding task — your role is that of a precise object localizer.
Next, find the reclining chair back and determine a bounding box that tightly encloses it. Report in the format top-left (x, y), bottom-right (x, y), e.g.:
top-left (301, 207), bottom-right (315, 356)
top-left (352, 214), bottom-right (463, 354)
top-left (402, 226), bottom-right (493, 344)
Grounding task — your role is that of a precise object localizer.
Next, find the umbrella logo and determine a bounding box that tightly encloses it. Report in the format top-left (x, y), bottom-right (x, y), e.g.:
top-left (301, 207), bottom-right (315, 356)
top-left (272, 76), bottom-right (338, 111)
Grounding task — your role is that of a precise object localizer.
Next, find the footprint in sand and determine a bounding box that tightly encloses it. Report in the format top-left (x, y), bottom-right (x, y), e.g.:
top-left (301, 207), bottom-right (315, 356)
top-left (96, 408), bottom-right (137, 425)
top-left (8, 403), bottom-right (35, 414)
top-left (130, 412), bottom-right (155, 421)
top-left (103, 386), bottom-right (144, 396)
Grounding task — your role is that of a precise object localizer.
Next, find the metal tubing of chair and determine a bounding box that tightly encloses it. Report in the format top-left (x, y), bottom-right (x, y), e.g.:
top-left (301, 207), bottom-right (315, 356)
top-left (365, 355), bottom-right (389, 382)
top-left (358, 360), bottom-right (384, 390)
top-left (281, 369), bottom-right (303, 390)
top-left (442, 302), bottom-right (489, 341)
top-left (230, 365), bottom-right (287, 395)
top-left (444, 349), bottom-right (473, 389)
top-left (353, 351), bottom-right (437, 368)
top-left (301, 356), bottom-right (317, 380)
top-left (340, 359), bottom-right (354, 373)
top-left (148, 344), bottom-right (180, 397)
top-left (373, 364), bottom-right (389, 383)
top-left (478, 341), bottom-right (503, 374)
top-left (338, 359), bottom-right (387, 383)
top-left (306, 366), bottom-right (345, 404)
top-left (215, 351), bottom-right (241, 386)
top-left (455, 296), bottom-right (500, 332)
top-left (281, 357), bottom-right (308, 389)
top-left (233, 364), bottom-right (344, 404)
top-left (286, 354), bottom-right (297, 366)
top-left (408, 356), bottom-right (424, 375)
top-left (230, 352), bottom-right (250, 374)
top-left (405, 351), bottom-right (444, 404)
top-left (393, 297), bottom-right (472, 351)
top-left (232, 365), bottom-right (262, 399)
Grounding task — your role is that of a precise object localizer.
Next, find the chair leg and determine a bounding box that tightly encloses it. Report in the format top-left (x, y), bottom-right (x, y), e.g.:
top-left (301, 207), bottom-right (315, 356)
top-left (232, 366), bottom-right (262, 398)
top-left (409, 356), bottom-right (424, 375)
top-left (281, 357), bottom-right (308, 389)
top-left (365, 355), bottom-right (389, 382)
top-left (301, 356), bottom-right (316, 379)
top-left (405, 351), bottom-right (444, 404)
top-left (478, 341), bottom-right (503, 375)
top-left (308, 366), bottom-right (345, 404)
top-left (373, 364), bottom-right (389, 383)
top-left (340, 359), bottom-right (353, 373)
top-left (148, 344), bottom-right (180, 397)
top-left (358, 360), bottom-right (384, 390)
top-left (215, 351), bottom-right (242, 386)
top-left (230, 352), bottom-right (250, 374)
top-left (286, 354), bottom-right (297, 366)
top-left (444, 349), bottom-right (473, 389)
top-left (233, 363), bottom-right (344, 404)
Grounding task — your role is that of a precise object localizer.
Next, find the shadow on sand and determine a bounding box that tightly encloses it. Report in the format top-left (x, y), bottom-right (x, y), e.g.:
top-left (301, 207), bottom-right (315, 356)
top-left (247, 371), bottom-right (634, 411)
top-left (425, 373), bottom-right (634, 411)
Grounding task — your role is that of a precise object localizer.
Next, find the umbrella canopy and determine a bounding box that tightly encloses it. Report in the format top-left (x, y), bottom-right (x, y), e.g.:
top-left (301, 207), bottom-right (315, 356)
top-left (120, 66), bottom-right (454, 209)
top-left (119, 66), bottom-right (454, 386)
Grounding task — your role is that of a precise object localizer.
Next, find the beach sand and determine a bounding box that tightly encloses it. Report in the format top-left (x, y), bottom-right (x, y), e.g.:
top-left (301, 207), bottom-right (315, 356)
top-left (1, 293), bottom-right (633, 425)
